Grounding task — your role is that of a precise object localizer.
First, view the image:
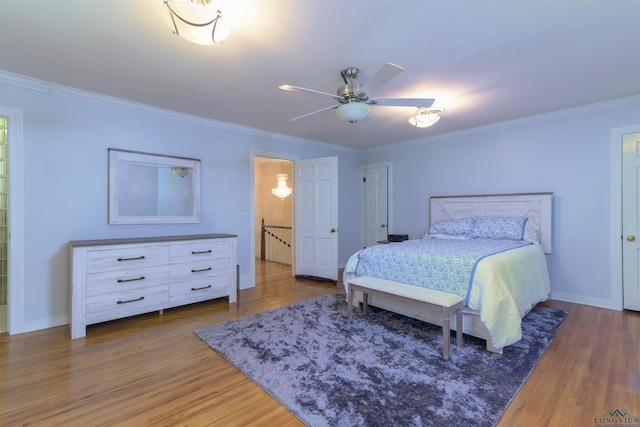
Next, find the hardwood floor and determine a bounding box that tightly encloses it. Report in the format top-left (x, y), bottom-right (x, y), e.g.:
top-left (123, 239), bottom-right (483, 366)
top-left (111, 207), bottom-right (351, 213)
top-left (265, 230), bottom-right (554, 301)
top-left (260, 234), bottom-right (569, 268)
top-left (1, 261), bottom-right (638, 426)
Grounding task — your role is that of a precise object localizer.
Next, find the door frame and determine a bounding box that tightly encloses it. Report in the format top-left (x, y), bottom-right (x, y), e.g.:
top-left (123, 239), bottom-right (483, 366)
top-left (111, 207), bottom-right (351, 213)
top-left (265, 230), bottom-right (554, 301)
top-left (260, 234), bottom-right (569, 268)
top-left (360, 161), bottom-right (393, 247)
top-left (0, 106), bottom-right (25, 334)
top-left (610, 124), bottom-right (640, 311)
top-left (249, 149), bottom-right (299, 289)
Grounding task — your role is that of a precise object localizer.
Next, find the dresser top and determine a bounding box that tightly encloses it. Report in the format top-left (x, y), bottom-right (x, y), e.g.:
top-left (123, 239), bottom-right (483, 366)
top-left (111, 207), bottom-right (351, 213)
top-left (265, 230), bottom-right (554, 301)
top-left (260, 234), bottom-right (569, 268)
top-left (70, 233), bottom-right (237, 248)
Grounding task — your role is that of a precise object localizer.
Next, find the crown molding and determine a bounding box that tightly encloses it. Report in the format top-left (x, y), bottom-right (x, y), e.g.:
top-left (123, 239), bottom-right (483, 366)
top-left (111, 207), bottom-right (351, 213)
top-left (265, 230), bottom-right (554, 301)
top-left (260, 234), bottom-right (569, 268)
top-left (365, 94), bottom-right (640, 153)
top-left (0, 70), bottom-right (359, 154)
top-left (3, 70), bottom-right (637, 155)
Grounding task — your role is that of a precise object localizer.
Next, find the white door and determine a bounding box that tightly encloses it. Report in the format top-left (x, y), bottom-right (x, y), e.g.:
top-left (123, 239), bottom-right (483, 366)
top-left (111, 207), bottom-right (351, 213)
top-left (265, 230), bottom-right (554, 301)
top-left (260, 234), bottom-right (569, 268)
top-left (622, 131), bottom-right (640, 310)
top-left (294, 157), bottom-right (338, 281)
top-left (363, 165), bottom-right (388, 247)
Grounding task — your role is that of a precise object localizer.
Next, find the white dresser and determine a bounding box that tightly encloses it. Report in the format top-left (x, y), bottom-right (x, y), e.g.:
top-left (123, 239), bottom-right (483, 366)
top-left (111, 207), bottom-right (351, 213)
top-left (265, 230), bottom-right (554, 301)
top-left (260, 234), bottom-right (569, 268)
top-left (70, 234), bottom-right (237, 339)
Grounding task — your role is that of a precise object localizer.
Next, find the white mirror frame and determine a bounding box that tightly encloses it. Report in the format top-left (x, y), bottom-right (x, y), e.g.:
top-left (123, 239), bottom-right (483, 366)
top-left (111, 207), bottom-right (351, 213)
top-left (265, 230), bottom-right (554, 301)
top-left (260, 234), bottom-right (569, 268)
top-left (108, 149), bottom-right (201, 224)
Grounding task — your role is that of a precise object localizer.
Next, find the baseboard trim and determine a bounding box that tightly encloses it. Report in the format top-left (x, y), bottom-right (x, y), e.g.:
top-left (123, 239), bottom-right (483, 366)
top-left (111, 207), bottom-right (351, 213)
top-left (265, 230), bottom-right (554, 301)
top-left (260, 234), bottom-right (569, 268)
top-left (549, 291), bottom-right (621, 311)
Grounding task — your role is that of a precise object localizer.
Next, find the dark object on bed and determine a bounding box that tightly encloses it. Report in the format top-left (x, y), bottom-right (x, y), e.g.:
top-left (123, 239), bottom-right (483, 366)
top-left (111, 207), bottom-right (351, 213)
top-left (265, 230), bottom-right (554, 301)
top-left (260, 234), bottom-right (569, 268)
top-left (387, 234), bottom-right (409, 242)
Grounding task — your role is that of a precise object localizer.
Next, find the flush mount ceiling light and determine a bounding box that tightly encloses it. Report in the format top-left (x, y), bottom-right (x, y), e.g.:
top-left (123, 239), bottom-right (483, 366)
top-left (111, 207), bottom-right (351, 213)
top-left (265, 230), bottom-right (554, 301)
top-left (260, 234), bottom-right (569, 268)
top-left (336, 102), bottom-right (371, 123)
top-left (162, 0), bottom-right (230, 45)
top-left (408, 107), bottom-right (445, 128)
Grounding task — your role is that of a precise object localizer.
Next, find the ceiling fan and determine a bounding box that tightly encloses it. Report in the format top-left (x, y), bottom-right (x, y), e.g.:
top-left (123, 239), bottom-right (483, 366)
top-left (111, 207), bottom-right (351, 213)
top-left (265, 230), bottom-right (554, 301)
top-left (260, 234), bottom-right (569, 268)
top-left (279, 63), bottom-right (435, 124)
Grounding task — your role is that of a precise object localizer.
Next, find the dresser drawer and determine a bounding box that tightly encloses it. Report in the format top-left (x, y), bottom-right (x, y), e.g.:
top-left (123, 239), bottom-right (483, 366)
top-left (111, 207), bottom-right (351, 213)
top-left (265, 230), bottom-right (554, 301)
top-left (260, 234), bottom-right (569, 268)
top-left (87, 245), bottom-right (169, 273)
top-left (169, 258), bottom-right (230, 282)
top-left (86, 265), bottom-right (169, 297)
top-left (169, 275), bottom-right (230, 305)
top-left (86, 285), bottom-right (169, 324)
top-left (170, 240), bottom-right (230, 264)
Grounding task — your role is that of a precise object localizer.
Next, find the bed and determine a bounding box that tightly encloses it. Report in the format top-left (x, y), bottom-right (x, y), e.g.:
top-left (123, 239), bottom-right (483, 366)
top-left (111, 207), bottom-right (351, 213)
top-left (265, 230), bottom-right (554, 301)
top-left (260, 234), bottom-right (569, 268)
top-left (343, 193), bottom-right (553, 353)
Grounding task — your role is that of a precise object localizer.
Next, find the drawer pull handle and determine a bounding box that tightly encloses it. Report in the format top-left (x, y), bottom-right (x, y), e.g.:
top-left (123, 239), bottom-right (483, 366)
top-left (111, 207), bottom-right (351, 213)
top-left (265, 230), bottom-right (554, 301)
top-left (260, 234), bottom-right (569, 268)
top-left (117, 256), bottom-right (145, 262)
top-left (191, 285), bottom-right (212, 291)
top-left (117, 296), bottom-right (145, 304)
top-left (192, 250), bottom-right (212, 255)
top-left (192, 267), bottom-right (212, 273)
top-left (117, 276), bottom-right (145, 283)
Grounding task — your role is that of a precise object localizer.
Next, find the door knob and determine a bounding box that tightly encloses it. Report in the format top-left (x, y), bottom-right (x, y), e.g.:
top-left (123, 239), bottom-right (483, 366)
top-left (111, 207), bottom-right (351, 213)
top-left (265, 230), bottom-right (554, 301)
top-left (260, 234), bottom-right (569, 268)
top-left (330, 228), bottom-right (336, 233)
top-left (381, 224), bottom-right (386, 228)
top-left (627, 235), bottom-right (636, 242)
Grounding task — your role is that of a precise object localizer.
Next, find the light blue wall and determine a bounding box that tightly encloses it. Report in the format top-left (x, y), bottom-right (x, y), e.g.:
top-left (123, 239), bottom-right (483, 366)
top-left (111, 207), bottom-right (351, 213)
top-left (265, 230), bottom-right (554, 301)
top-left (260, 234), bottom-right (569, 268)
top-left (363, 101), bottom-right (640, 309)
top-left (1, 77), bottom-right (362, 332)
top-left (3, 73), bottom-right (639, 332)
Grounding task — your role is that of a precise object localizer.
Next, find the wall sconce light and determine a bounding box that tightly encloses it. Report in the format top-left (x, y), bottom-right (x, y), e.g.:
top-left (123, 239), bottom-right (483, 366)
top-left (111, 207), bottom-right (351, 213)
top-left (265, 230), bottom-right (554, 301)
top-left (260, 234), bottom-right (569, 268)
top-left (162, 0), bottom-right (230, 45)
top-left (408, 107), bottom-right (445, 128)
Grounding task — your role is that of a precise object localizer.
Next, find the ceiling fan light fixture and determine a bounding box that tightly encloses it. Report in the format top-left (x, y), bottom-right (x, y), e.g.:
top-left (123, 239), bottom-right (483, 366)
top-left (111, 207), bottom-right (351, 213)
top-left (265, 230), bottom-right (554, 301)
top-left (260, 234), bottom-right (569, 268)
top-left (336, 102), bottom-right (370, 123)
top-left (408, 107), bottom-right (445, 128)
top-left (162, 0), bottom-right (230, 45)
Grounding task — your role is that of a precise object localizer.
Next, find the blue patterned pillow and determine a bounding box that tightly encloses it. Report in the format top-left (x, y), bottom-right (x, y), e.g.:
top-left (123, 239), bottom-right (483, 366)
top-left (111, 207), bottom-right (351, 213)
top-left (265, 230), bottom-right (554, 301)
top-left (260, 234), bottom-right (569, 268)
top-left (471, 216), bottom-right (529, 240)
top-left (428, 217), bottom-right (477, 236)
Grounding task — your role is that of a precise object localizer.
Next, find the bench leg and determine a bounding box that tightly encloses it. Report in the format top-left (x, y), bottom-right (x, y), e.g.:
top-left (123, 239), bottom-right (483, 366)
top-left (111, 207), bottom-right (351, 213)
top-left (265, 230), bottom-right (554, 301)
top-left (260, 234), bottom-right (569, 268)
top-left (456, 308), bottom-right (463, 348)
top-left (442, 307), bottom-right (451, 360)
top-left (362, 292), bottom-right (369, 317)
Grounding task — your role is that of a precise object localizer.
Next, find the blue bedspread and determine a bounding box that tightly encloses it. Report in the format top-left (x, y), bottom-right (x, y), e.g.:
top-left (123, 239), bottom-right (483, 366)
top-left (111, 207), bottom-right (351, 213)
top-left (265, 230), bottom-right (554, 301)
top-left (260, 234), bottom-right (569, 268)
top-left (353, 238), bottom-right (530, 304)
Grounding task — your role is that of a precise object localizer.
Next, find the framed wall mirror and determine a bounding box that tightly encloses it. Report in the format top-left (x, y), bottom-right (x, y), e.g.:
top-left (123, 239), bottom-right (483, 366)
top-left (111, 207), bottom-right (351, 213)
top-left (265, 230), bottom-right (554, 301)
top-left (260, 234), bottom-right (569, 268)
top-left (108, 149), bottom-right (201, 224)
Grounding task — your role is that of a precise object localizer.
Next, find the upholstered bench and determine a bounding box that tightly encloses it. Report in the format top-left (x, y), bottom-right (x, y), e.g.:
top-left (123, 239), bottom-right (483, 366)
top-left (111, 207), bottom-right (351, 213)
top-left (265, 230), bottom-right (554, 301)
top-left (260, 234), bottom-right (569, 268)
top-left (347, 276), bottom-right (464, 359)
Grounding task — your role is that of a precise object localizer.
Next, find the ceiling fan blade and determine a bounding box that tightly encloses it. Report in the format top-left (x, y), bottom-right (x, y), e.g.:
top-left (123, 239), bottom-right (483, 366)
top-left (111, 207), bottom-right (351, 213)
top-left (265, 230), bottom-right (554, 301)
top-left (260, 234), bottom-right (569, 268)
top-left (279, 84), bottom-right (339, 100)
top-left (370, 98), bottom-right (435, 108)
top-left (289, 105), bottom-right (338, 121)
top-left (360, 63), bottom-right (404, 93)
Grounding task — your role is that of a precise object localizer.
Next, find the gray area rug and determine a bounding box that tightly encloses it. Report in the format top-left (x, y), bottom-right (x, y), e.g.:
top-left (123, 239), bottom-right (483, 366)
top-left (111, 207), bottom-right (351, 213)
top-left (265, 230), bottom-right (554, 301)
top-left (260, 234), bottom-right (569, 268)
top-left (195, 294), bottom-right (566, 427)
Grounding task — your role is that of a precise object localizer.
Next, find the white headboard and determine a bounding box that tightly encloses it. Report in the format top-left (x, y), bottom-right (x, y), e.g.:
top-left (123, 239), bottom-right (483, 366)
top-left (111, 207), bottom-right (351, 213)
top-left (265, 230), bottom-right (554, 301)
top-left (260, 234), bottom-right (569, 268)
top-left (430, 193), bottom-right (553, 255)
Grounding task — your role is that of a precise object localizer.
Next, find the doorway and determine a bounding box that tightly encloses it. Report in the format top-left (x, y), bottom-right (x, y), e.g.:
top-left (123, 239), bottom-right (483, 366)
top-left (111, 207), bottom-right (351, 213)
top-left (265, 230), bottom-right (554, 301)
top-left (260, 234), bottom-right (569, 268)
top-left (611, 124), bottom-right (640, 311)
top-left (0, 105), bottom-right (24, 335)
top-left (254, 156), bottom-right (294, 282)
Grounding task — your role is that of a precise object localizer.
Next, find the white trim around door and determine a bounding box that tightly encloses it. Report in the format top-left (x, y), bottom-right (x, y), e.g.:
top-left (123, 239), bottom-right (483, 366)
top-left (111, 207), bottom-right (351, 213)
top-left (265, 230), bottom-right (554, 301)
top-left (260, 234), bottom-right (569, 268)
top-left (248, 149), bottom-right (299, 289)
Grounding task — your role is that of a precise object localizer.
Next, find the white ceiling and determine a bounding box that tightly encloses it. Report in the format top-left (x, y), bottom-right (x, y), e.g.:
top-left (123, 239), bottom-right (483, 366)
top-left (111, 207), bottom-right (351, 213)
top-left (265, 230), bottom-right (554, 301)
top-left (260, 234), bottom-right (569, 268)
top-left (1, 0), bottom-right (639, 150)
